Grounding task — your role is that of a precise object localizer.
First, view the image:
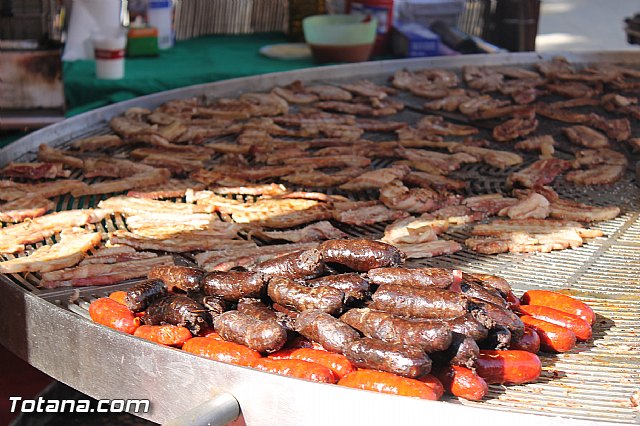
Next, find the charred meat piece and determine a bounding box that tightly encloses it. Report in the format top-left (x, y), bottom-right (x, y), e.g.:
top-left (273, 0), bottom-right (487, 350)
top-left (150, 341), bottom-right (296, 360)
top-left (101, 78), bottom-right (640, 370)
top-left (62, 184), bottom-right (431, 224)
top-left (305, 274), bottom-right (370, 303)
top-left (213, 310), bottom-right (287, 353)
top-left (143, 295), bottom-right (209, 334)
top-left (366, 267), bottom-right (456, 289)
top-left (252, 249), bottom-right (324, 280)
top-left (563, 125), bottom-right (609, 148)
top-left (125, 278), bottom-right (167, 312)
top-left (191, 294), bottom-right (230, 318)
top-left (268, 277), bottom-right (344, 315)
top-left (148, 265), bottom-right (205, 292)
top-left (371, 284), bottom-right (469, 319)
top-left (202, 271), bottom-right (268, 302)
top-left (431, 333), bottom-right (479, 369)
top-left (294, 309), bottom-right (360, 353)
top-left (318, 239), bottom-right (405, 272)
top-left (565, 164), bottom-right (626, 185)
top-left (462, 273), bottom-right (512, 299)
top-left (471, 299), bottom-right (524, 339)
top-left (493, 116), bottom-right (538, 142)
top-left (340, 308), bottom-right (452, 353)
top-left (507, 158), bottom-right (571, 188)
top-left (343, 337), bottom-right (431, 378)
top-left (453, 279), bottom-right (508, 308)
top-left (479, 325), bottom-right (512, 350)
top-left (446, 314), bottom-right (489, 341)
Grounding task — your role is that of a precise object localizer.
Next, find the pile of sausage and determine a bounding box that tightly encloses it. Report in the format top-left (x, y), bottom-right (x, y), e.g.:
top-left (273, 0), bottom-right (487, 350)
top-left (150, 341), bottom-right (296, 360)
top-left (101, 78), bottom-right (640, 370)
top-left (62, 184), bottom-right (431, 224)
top-left (88, 238), bottom-right (596, 401)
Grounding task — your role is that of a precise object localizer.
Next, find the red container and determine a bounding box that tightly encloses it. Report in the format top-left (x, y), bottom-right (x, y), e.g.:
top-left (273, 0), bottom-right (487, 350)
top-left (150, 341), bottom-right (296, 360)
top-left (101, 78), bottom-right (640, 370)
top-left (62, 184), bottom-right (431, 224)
top-left (347, 0), bottom-right (394, 56)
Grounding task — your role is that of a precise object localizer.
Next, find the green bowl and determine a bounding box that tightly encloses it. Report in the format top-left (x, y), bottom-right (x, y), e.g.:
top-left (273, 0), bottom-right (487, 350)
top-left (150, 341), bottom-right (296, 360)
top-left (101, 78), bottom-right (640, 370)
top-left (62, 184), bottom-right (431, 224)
top-left (303, 14), bottom-right (378, 62)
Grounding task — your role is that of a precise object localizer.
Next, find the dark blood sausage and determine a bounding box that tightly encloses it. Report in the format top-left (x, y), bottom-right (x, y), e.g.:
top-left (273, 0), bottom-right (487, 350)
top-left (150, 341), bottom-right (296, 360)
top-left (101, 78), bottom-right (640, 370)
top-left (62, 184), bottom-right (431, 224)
top-left (366, 267), bottom-right (455, 289)
top-left (432, 333), bottom-right (479, 369)
top-left (509, 326), bottom-right (541, 353)
top-left (520, 289), bottom-right (595, 325)
top-left (463, 273), bottom-right (512, 298)
top-left (471, 298), bottom-right (524, 339)
top-left (267, 277), bottom-right (344, 315)
top-left (294, 309), bottom-right (360, 353)
top-left (338, 369), bottom-right (438, 400)
top-left (370, 284), bottom-right (469, 319)
top-left (340, 308), bottom-right (452, 353)
top-left (89, 298), bottom-right (140, 334)
top-left (202, 271), bottom-right (268, 302)
top-left (480, 325), bottom-right (512, 350)
top-left (252, 249), bottom-right (324, 280)
top-left (148, 265), bottom-right (205, 292)
top-left (124, 278), bottom-right (167, 312)
top-left (475, 349), bottom-right (542, 384)
top-left (213, 311), bottom-right (287, 354)
top-left (453, 280), bottom-right (508, 308)
top-left (343, 337), bottom-right (432, 379)
top-left (238, 298), bottom-right (294, 330)
top-left (518, 304), bottom-right (592, 341)
top-left (143, 295), bottom-right (209, 334)
top-left (447, 314), bottom-right (489, 341)
top-left (318, 239), bottom-right (405, 272)
top-left (305, 274), bottom-right (370, 303)
top-left (435, 365), bottom-right (488, 401)
top-left (189, 293), bottom-right (230, 318)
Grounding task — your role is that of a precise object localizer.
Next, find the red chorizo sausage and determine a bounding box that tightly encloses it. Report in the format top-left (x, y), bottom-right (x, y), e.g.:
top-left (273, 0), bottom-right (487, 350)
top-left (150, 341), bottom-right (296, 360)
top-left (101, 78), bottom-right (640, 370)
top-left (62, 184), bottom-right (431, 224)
top-left (416, 374), bottom-right (444, 400)
top-left (89, 297), bottom-right (140, 334)
top-left (268, 347), bottom-right (355, 379)
top-left (475, 349), bottom-right (542, 384)
top-left (434, 365), bottom-right (488, 401)
top-left (518, 304), bottom-right (592, 341)
top-left (248, 358), bottom-right (336, 383)
top-left (521, 289), bottom-right (595, 325)
top-left (133, 324), bottom-right (193, 347)
top-left (519, 315), bottom-right (577, 353)
top-left (182, 337), bottom-right (262, 366)
top-left (108, 291), bottom-right (128, 305)
top-left (338, 369), bottom-right (438, 400)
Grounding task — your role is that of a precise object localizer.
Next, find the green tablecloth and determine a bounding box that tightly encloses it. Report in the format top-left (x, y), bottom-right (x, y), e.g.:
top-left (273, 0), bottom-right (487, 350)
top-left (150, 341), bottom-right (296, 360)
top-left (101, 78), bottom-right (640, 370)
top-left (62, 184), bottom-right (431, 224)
top-left (64, 33), bottom-right (319, 114)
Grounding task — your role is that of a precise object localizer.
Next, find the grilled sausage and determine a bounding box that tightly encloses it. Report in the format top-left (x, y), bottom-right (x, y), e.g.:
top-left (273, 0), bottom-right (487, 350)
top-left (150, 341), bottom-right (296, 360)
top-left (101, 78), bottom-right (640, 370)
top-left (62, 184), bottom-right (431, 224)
top-left (238, 298), bottom-right (294, 331)
top-left (305, 274), bottom-right (370, 303)
top-left (462, 273), bottom-right (512, 298)
top-left (519, 304), bottom-right (592, 341)
top-left (338, 369), bottom-right (438, 400)
top-left (213, 310), bottom-right (287, 354)
top-left (454, 280), bottom-right (508, 308)
top-left (125, 278), bottom-right (167, 312)
top-left (133, 325), bottom-right (193, 346)
top-left (435, 365), bottom-right (488, 401)
top-left (440, 333), bottom-right (479, 369)
top-left (521, 289), bottom-right (596, 326)
top-left (343, 337), bottom-right (432, 378)
top-left (248, 358), bottom-right (336, 383)
top-left (268, 347), bottom-right (355, 380)
top-left (143, 295), bottom-right (209, 334)
top-left (108, 291), bottom-right (127, 305)
top-left (470, 298), bottom-right (524, 339)
top-left (148, 265), bottom-right (205, 292)
top-left (340, 308), bottom-right (452, 353)
top-left (89, 297), bottom-right (140, 334)
top-left (475, 349), bottom-right (542, 384)
top-left (366, 267), bottom-right (455, 289)
top-left (370, 284), bottom-right (469, 319)
top-left (182, 337), bottom-right (262, 366)
top-left (294, 309), bottom-right (360, 353)
top-left (509, 326), bottom-right (541, 353)
top-left (520, 315), bottom-right (576, 353)
top-left (202, 271), bottom-right (268, 302)
top-left (268, 276), bottom-right (344, 315)
top-left (253, 249), bottom-right (324, 280)
top-left (416, 374), bottom-right (444, 400)
top-left (319, 239), bottom-right (405, 272)
top-left (447, 313), bottom-right (489, 341)
top-left (479, 325), bottom-right (512, 350)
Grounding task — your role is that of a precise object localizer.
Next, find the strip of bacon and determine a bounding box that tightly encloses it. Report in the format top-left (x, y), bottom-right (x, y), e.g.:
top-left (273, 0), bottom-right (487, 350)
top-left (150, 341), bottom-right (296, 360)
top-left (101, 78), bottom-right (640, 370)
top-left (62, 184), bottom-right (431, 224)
top-left (391, 240), bottom-right (462, 259)
top-left (250, 221), bottom-right (347, 243)
top-left (381, 216), bottom-right (440, 245)
top-left (565, 165), bottom-right (626, 185)
top-left (563, 125), bottom-right (609, 148)
top-left (549, 199), bottom-right (620, 222)
top-left (110, 230), bottom-right (254, 252)
top-left (98, 195), bottom-right (206, 215)
top-left (403, 170), bottom-right (468, 191)
top-left (332, 203), bottom-right (408, 226)
top-left (38, 144), bottom-right (84, 169)
top-left (0, 209), bottom-right (109, 254)
top-left (451, 145), bottom-right (523, 169)
top-left (126, 179), bottom-right (205, 199)
top-left (0, 196), bottom-right (55, 223)
top-left (498, 193), bottom-right (550, 219)
top-left (0, 179), bottom-right (89, 201)
top-left (507, 158), bottom-right (571, 188)
top-left (40, 255), bottom-right (174, 288)
top-left (79, 245), bottom-right (158, 265)
top-left (70, 135), bottom-right (125, 152)
top-left (339, 165), bottom-right (410, 191)
top-left (2, 162), bottom-right (70, 180)
top-left (0, 229), bottom-right (101, 273)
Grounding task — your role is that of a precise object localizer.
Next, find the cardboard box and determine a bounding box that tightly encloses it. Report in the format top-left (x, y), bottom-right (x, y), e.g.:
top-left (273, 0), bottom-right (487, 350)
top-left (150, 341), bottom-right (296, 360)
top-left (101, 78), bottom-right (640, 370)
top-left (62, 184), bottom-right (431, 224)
top-left (391, 23), bottom-right (440, 57)
top-left (127, 27), bottom-right (159, 57)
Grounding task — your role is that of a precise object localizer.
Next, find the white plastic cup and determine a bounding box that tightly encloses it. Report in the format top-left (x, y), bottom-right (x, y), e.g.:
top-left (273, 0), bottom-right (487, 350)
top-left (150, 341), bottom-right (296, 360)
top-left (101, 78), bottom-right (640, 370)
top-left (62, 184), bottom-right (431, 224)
top-left (93, 29), bottom-right (127, 79)
top-left (147, 0), bottom-right (174, 49)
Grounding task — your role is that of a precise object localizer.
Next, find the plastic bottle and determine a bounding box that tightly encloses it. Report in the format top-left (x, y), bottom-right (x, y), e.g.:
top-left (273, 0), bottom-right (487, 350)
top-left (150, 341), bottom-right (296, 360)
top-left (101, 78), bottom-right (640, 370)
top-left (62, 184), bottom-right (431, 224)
top-left (147, 0), bottom-right (174, 49)
top-left (348, 0), bottom-right (394, 56)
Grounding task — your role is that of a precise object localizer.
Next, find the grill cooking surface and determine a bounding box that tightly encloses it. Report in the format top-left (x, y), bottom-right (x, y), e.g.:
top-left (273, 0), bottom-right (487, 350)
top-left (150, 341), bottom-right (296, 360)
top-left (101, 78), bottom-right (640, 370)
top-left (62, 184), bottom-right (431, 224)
top-left (2, 53), bottom-right (640, 424)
